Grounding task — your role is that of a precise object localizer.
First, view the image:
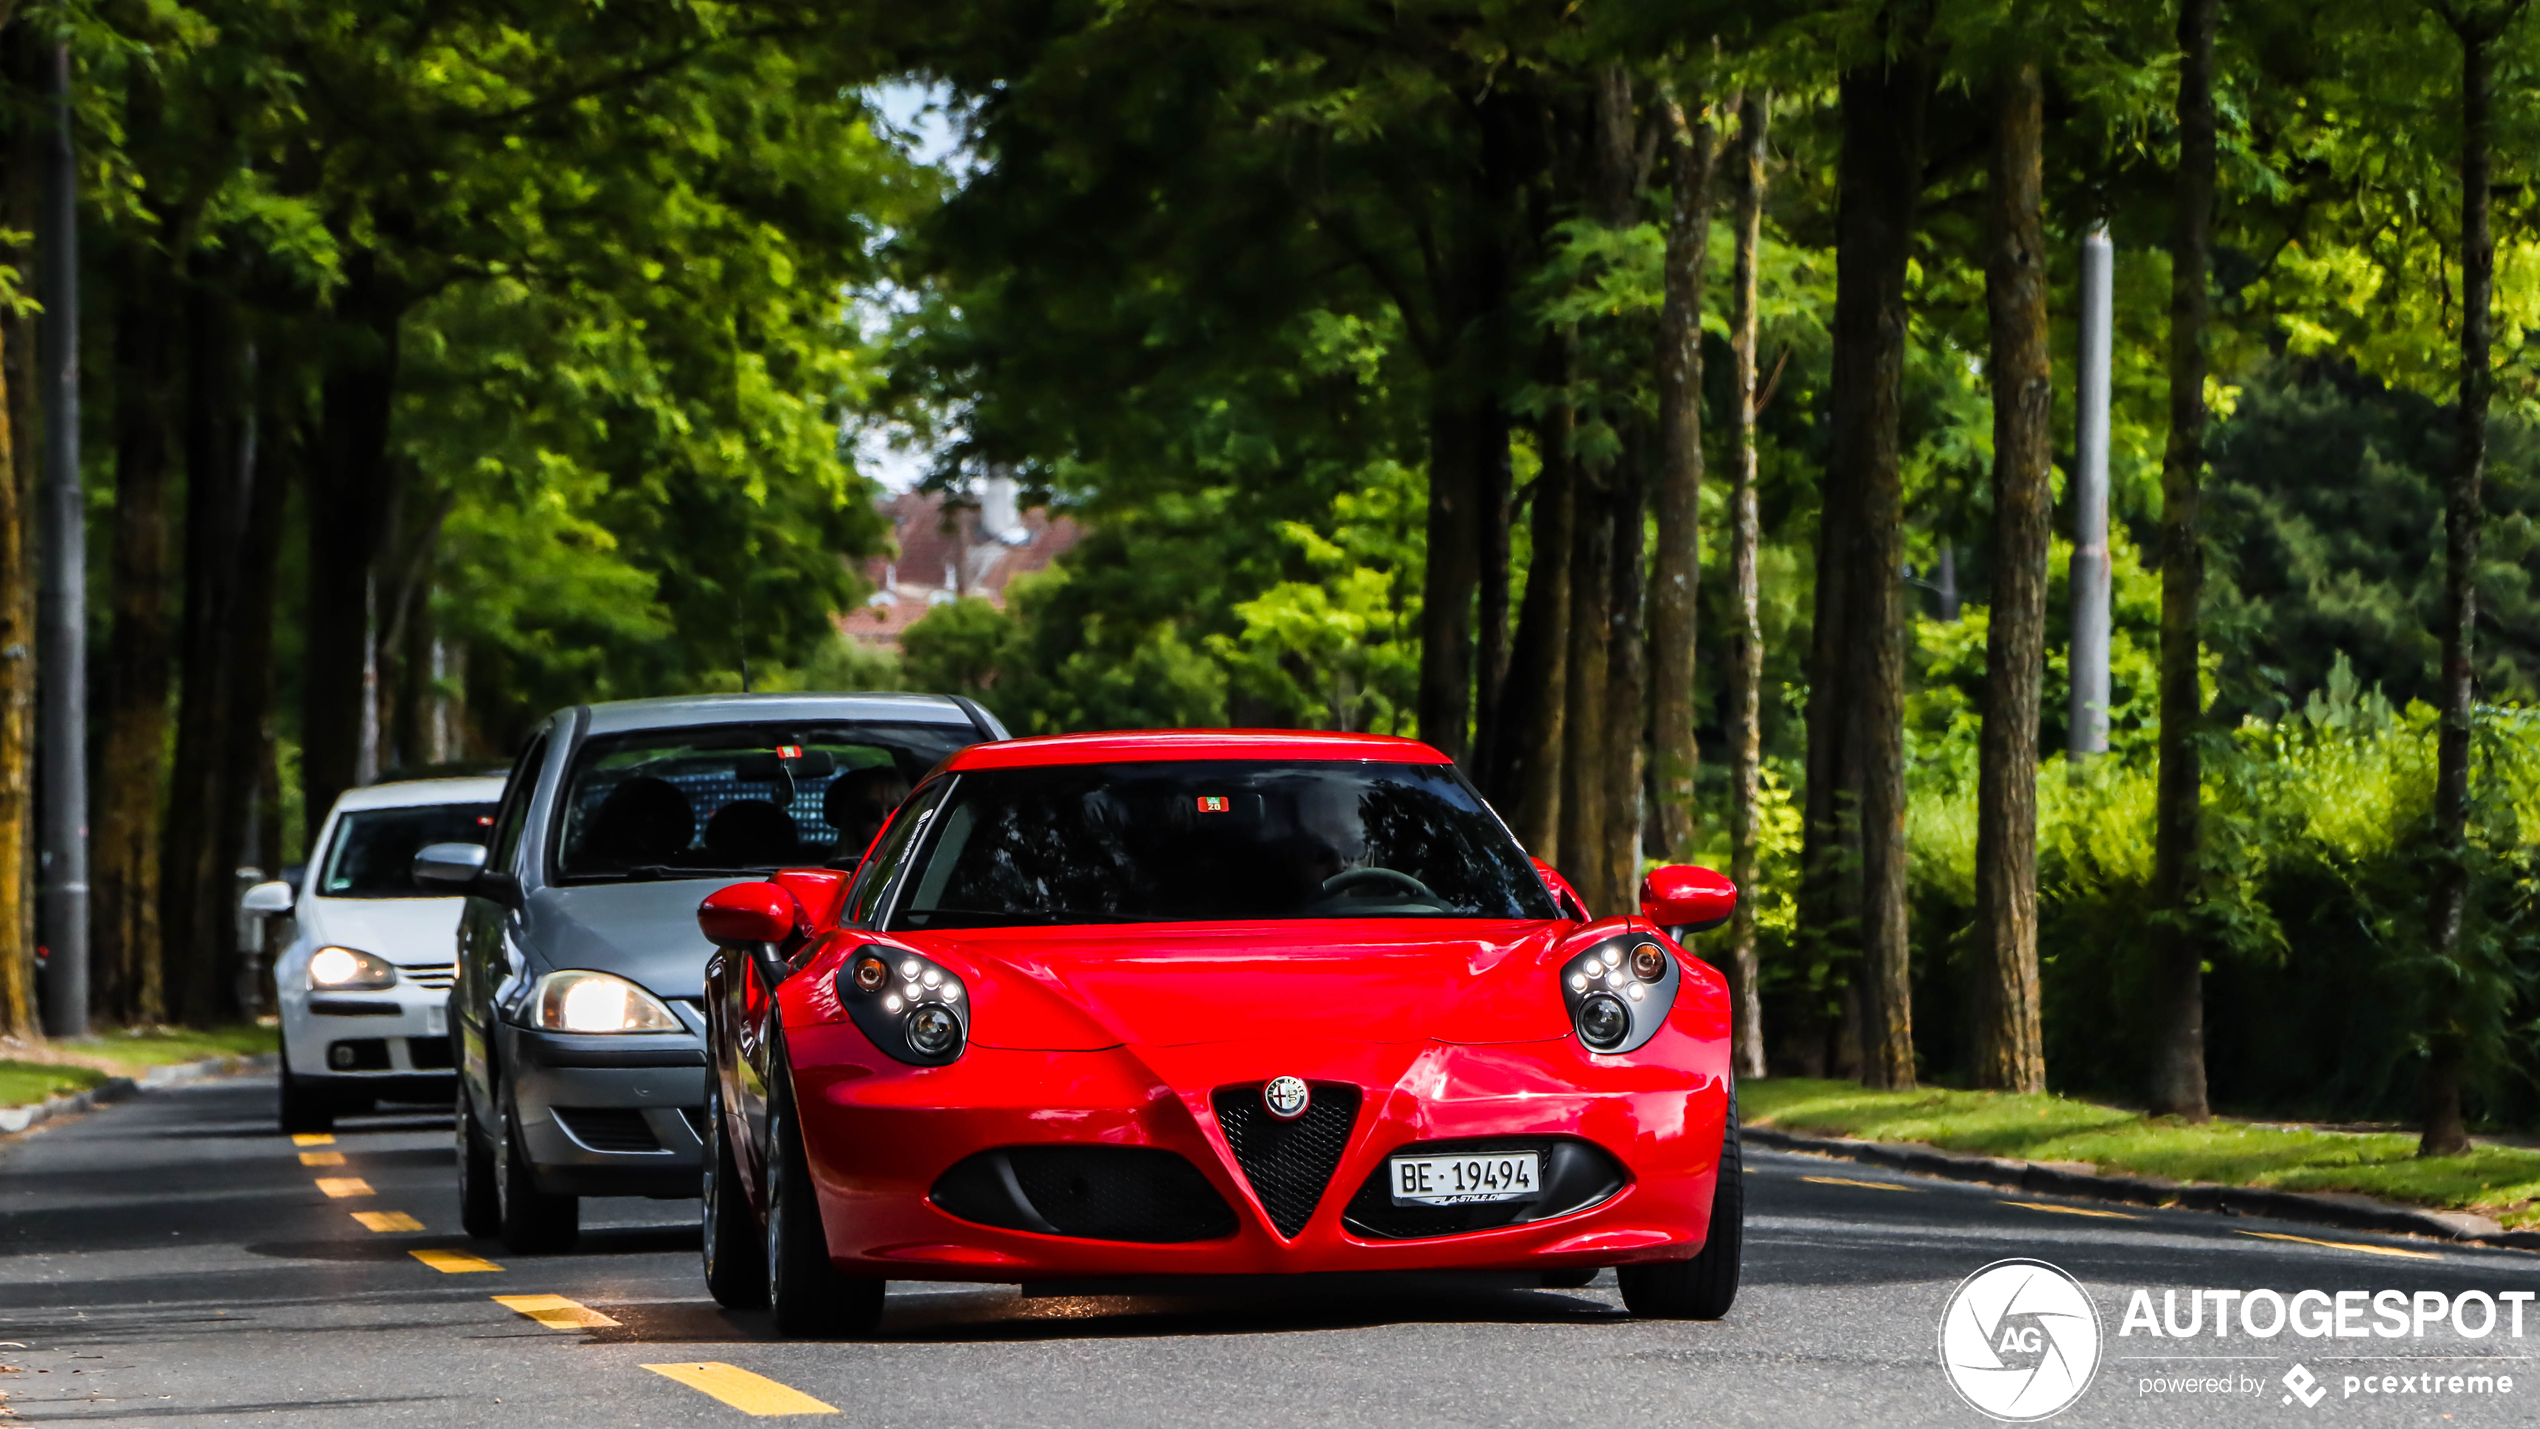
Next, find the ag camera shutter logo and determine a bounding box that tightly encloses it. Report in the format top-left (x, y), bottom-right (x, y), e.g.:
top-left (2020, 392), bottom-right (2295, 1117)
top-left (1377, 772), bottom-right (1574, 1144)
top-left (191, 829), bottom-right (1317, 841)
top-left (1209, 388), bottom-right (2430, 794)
top-left (1939, 1258), bottom-right (2104, 1421)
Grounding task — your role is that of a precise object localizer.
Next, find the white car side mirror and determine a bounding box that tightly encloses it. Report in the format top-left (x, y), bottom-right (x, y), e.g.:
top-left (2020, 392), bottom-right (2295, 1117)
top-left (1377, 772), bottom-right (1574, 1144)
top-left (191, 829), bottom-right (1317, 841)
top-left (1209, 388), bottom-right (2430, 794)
top-left (241, 880), bottom-right (295, 915)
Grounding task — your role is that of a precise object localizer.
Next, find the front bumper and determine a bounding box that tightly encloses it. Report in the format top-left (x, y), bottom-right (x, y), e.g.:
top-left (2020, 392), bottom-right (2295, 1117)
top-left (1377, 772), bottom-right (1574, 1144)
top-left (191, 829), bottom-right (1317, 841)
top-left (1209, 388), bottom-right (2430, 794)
top-left (788, 1024), bottom-right (1729, 1282)
top-left (500, 1021), bottom-right (710, 1198)
top-left (281, 985), bottom-right (457, 1101)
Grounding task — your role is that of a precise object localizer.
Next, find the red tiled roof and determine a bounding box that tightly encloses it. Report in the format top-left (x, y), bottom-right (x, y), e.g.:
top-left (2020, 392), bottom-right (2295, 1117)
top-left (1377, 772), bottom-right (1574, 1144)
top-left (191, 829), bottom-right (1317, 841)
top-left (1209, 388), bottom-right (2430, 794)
top-left (838, 491), bottom-right (1085, 651)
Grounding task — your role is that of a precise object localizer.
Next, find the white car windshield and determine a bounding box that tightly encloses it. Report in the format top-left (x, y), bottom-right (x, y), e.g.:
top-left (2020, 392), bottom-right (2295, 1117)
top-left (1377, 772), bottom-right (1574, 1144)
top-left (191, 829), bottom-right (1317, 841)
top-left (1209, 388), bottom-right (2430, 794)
top-left (320, 803), bottom-right (499, 898)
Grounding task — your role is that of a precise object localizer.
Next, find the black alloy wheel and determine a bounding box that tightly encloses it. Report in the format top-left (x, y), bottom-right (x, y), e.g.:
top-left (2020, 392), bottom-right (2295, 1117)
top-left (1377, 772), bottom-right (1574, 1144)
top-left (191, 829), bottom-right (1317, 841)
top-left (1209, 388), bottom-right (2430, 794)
top-left (277, 1030), bottom-right (333, 1136)
top-left (1617, 1087), bottom-right (1743, 1321)
top-left (703, 1085), bottom-right (768, 1308)
top-left (495, 1102), bottom-right (580, 1254)
top-left (764, 1038), bottom-right (883, 1337)
top-left (455, 1084), bottom-right (501, 1240)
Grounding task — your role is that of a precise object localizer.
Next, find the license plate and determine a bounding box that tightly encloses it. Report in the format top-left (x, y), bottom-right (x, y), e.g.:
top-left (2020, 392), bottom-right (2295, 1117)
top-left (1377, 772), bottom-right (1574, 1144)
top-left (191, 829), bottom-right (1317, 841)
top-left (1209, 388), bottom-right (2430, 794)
top-left (1387, 1151), bottom-right (1540, 1206)
top-left (425, 1004), bottom-right (447, 1036)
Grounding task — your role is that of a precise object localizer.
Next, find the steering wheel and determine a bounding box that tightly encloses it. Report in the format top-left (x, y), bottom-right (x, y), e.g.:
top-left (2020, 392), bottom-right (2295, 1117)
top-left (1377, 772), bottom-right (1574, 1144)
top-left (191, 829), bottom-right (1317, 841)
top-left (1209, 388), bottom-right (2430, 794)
top-left (1318, 867), bottom-right (1441, 903)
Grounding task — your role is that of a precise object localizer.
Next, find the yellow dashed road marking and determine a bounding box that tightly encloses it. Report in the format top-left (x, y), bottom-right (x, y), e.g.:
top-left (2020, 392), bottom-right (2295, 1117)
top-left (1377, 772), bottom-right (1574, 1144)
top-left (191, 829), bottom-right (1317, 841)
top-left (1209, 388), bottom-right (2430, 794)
top-left (299, 1150), bottom-right (346, 1166)
top-left (1801, 1175), bottom-right (1922, 1193)
top-left (2003, 1200), bottom-right (2137, 1220)
top-left (2239, 1229), bottom-right (2440, 1260)
top-left (643, 1363), bottom-right (840, 1416)
top-left (314, 1177), bottom-right (374, 1198)
top-left (352, 1211), bottom-right (423, 1233)
top-left (496, 1294), bottom-right (620, 1329)
top-left (410, 1248), bottom-right (503, 1273)
top-left (291, 1133), bottom-right (335, 1147)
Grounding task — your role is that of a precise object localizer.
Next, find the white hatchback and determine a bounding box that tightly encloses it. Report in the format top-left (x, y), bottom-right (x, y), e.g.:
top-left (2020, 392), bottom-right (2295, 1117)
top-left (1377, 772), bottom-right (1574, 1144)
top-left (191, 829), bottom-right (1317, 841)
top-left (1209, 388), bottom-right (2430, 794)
top-left (249, 774), bottom-right (507, 1133)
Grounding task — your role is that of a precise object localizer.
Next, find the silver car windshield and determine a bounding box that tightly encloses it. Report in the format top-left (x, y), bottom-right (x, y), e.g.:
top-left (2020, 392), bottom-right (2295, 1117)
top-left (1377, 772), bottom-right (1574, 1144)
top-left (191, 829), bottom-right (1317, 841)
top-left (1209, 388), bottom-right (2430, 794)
top-left (320, 803), bottom-right (500, 898)
top-left (553, 722), bottom-right (973, 883)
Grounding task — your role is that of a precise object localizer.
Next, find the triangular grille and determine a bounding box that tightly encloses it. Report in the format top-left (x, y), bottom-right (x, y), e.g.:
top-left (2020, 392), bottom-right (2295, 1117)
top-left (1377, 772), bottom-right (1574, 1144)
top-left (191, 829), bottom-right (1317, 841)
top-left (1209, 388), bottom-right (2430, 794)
top-left (1211, 1083), bottom-right (1360, 1239)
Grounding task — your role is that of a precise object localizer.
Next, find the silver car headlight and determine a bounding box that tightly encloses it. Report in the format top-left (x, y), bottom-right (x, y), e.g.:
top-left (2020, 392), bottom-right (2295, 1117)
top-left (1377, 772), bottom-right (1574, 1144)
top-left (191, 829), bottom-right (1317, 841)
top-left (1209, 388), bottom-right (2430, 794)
top-left (532, 970), bottom-right (683, 1034)
top-left (308, 946), bottom-right (398, 991)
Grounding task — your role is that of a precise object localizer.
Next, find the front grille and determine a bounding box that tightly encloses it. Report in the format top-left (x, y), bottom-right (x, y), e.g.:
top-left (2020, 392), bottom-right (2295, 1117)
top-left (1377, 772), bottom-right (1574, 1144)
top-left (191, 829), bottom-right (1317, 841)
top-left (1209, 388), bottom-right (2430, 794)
top-left (406, 1036), bottom-right (454, 1070)
top-left (552, 1107), bottom-right (664, 1154)
top-left (308, 998), bottom-right (399, 1017)
top-left (932, 1147), bottom-right (1237, 1243)
top-left (1212, 1083), bottom-right (1360, 1239)
top-left (1340, 1136), bottom-right (1628, 1241)
top-left (397, 963), bottom-right (455, 991)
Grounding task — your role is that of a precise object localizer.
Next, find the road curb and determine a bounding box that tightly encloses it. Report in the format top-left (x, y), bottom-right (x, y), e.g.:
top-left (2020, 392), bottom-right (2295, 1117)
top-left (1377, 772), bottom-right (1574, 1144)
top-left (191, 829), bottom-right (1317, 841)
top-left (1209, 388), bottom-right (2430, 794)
top-left (0, 1052), bottom-right (279, 1135)
top-left (1745, 1125), bottom-right (2540, 1253)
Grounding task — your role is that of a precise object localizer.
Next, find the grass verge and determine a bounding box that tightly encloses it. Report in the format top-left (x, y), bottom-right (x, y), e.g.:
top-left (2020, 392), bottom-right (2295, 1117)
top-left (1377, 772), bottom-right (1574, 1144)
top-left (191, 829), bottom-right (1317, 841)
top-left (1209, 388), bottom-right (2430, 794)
top-left (0, 1060), bottom-right (108, 1109)
top-left (1744, 1078), bottom-right (2540, 1231)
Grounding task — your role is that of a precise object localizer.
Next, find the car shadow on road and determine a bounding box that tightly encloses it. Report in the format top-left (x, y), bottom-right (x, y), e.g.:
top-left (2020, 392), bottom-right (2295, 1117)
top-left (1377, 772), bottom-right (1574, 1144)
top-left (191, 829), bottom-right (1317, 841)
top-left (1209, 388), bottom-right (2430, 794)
top-left (580, 1285), bottom-right (1628, 1347)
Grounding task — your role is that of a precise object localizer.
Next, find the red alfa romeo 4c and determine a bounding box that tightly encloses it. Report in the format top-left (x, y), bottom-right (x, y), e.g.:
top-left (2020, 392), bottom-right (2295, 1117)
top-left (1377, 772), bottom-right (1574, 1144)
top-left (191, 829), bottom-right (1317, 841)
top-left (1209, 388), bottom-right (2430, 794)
top-left (693, 730), bottom-right (1742, 1335)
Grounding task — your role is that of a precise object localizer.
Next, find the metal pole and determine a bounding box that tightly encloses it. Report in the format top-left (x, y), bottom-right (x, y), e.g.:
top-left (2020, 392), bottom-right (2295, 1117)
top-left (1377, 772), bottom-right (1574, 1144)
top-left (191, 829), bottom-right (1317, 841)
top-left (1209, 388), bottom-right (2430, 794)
top-left (35, 39), bottom-right (87, 1034)
top-left (2067, 224), bottom-right (2113, 759)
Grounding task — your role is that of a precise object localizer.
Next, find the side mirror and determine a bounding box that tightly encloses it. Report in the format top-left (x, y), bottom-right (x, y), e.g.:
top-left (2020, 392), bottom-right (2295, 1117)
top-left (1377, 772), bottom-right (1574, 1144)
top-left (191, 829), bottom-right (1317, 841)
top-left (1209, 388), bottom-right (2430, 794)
top-left (699, 882), bottom-right (802, 948)
top-left (241, 880), bottom-right (295, 915)
top-left (413, 842), bottom-right (491, 890)
top-left (1641, 864), bottom-right (1736, 935)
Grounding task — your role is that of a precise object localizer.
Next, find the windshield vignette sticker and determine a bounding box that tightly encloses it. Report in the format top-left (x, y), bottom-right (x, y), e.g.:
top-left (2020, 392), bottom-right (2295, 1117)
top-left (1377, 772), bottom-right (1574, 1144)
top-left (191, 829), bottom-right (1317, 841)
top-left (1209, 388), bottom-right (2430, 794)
top-left (1196, 796), bottom-right (1229, 813)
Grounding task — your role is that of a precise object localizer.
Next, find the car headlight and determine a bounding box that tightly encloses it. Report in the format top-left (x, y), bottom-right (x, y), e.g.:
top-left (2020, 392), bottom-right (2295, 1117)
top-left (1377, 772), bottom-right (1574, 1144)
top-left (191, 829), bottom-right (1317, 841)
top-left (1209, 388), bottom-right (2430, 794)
top-left (532, 970), bottom-right (684, 1033)
top-left (1560, 934), bottom-right (1678, 1055)
top-left (308, 946), bottom-right (398, 991)
top-left (835, 945), bottom-right (966, 1067)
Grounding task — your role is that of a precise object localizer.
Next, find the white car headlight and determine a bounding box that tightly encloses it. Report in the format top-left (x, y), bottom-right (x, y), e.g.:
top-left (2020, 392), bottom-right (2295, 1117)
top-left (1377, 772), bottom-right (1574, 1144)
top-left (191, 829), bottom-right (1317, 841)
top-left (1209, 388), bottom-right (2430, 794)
top-left (308, 946), bottom-right (398, 991)
top-left (533, 970), bottom-right (683, 1034)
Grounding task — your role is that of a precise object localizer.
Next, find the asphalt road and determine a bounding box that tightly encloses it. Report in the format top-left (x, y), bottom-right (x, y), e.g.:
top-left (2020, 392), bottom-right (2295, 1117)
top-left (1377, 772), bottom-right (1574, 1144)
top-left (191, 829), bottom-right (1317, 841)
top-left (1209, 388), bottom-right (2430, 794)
top-left (1, 1074), bottom-right (2535, 1428)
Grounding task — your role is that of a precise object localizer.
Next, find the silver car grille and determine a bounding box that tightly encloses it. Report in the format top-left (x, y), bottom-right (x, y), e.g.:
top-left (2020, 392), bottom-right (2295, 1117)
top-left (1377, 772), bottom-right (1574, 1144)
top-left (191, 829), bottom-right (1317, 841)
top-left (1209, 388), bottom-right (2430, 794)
top-left (397, 963), bottom-right (456, 991)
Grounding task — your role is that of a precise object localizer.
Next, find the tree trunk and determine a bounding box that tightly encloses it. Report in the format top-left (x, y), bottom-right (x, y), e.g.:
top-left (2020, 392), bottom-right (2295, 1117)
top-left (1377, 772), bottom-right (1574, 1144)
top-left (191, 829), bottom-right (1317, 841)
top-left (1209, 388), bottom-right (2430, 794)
top-left (2419, 2), bottom-right (2519, 1158)
top-left (0, 90), bottom-right (32, 1041)
top-left (1498, 339), bottom-right (1575, 857)
top-left (1971, 62), bottom-right (2051, 1094)
top-left (2150, 0), bottom-right (2218, 1121)
top-left (1559, 467), bottom-right (1613, 909)
top-left (301, 257), bottom-right (406, 840)
top-left (1602, 437), bottom-right (1649, 919)
top-left (1829, 16), bottom-right (1931, 1091)
top-left (165, 289), bottom-right (246, 1026)
top-left (1724, 89), bottom-right (1770, 1081)
top-left (217, 388), bottom-right (284, 1015)
top-left (1650, 96), bottom-right (1719, 864)
top-left (92, 254), bottom-right (176, 1026)
top-left (1471, 403), bottom-right (1513, 782)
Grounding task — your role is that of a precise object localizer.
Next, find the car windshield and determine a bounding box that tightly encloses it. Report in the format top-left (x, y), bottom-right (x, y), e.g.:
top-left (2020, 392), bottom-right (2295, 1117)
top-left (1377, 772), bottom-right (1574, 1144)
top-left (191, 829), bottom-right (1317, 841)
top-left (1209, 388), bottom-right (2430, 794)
top-left (319, 803), bottom-right (500, 898)
top-left (885, 759), bottom-right (1555, 929)
top-left (554, 722), bottom-right (975, 882)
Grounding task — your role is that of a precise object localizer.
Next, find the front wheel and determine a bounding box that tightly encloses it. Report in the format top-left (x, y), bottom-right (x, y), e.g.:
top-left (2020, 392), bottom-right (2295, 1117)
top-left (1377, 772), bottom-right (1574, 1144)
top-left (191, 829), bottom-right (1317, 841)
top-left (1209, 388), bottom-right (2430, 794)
top-left (495, 1104), bottom-right (579, 1254)
top-left (277, 1030), bottom-right (333, 1135)
top-left (765, 1047), bottom-right (882, 1337)
top-left (1618, 1088), bottom-right (1742, 1320)
top-left (456, 1086), bottom-right (501, 1240)
top-left (703, 1086), bottom-right (768, 1309)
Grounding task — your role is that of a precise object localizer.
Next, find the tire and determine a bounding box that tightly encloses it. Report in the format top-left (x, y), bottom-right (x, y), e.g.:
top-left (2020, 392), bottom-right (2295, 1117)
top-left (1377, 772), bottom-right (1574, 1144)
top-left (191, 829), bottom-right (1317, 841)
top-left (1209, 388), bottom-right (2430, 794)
top-left (1618, 1087), bottom-right (1742, 1321)
top-left (703, 1085), bottom-right (768, 1309)
top-left (278, 1032), bottom-right (333, 1135)
top-left (456, 1087), bottom-right (501, 1240)
top-left (764, 1045), bottom-right (882, 1337)
top-left (495, 1103), bottom-right (580, 1254)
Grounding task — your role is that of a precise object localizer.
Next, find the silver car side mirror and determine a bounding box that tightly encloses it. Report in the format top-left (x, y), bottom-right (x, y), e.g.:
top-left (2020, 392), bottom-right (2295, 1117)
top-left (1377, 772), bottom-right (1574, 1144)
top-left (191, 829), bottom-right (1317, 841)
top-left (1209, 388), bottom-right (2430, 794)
top-left (413, 842), bottom-right (491, 890)
top-left (240, 880), bottom-right (294, 914)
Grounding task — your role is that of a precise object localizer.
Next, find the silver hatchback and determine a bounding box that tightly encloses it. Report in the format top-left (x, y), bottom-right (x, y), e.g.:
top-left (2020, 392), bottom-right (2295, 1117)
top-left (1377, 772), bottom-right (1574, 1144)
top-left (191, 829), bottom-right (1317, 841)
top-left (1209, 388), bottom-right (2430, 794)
top-left (421, 692), bottom-right (1004, 1252)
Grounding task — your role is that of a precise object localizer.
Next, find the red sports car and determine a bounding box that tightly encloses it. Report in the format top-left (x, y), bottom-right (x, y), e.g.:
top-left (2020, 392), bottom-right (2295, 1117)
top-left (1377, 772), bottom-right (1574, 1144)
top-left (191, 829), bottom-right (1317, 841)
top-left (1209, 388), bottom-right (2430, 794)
top-left (693, 730), bottom-right (1742, 1336)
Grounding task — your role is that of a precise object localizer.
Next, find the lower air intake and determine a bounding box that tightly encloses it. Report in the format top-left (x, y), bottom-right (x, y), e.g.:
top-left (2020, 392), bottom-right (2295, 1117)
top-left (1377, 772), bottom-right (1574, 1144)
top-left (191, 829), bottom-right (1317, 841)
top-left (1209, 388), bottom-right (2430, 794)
top-left (1212, 1083), bottom-right (1361, 1239)
top-left (552, 1107), bottom-right (663, 1154)
top-left (932, 1147), bottom-right (1237, 1243)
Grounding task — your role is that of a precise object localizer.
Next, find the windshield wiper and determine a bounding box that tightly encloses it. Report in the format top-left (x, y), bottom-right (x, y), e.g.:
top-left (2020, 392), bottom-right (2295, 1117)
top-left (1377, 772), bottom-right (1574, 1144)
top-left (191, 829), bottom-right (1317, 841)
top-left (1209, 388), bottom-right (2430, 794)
top-left (624, 864), bottom-right (773, 882)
